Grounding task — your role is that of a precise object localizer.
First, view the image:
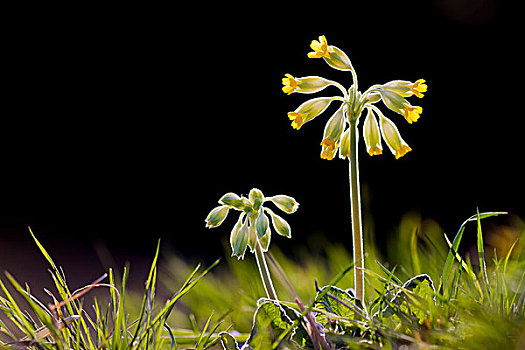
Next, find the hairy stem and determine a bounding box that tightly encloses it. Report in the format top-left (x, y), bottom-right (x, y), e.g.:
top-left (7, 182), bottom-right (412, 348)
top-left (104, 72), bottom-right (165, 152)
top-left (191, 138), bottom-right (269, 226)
top-left (254, 241), bottom-right (278, 300)
top-left (348, 115), bottom-right (365, 301)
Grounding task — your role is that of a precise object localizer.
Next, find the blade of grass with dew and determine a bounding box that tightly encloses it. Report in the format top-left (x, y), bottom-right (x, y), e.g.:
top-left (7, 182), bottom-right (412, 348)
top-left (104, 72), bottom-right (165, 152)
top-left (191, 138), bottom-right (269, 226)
top-left (439, 212), bottom-right (506, 295)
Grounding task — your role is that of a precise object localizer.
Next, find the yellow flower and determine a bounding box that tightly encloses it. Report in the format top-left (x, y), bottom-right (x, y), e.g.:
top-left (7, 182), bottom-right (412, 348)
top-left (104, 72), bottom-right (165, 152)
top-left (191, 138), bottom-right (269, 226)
top-left (320, 138), bottom-right (337, 160)
top-left (408, 79), bottom-right (427, 98)
top-left (363, 109), bottom-right (382, 156)
top-left (379, 114), bottom-right (412, 159)
top-left (288, 112), bottom-right (306, 130)
top-left (308, 35), bottom-right (330, 58)
top-left (403, 103), bottom-right (423, 124)
top-left (282, 74), bottom-right (299, 95)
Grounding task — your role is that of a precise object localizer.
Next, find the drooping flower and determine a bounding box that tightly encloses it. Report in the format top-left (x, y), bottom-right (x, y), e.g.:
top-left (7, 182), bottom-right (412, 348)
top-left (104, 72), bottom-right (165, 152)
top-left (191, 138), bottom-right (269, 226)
top-left (320, 138), bottom-right (337, 160)
top-left (379, 114), bottom-right (412, 159)
top-left (402, 103), bottom-right (423, 124)
top-left (288, 112), bottom-right (306, 130)
top-left (363, 109), bottom-right (382, 156)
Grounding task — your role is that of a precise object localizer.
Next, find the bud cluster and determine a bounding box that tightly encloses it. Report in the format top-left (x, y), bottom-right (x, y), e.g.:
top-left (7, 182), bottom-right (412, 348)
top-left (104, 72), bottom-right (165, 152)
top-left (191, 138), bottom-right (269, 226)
top-left (205, 188), bottom-right (299, 259)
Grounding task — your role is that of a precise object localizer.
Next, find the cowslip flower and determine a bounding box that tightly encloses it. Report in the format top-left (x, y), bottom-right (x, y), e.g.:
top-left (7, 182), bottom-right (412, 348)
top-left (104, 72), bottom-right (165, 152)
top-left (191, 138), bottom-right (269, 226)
top-left (363, 109), bottom-right (383, 156)
top-left (286, 97), bottom-right (337, 130)
top-left (282, 74), bottom-right (341, 95)
top-left (403, 103), bottom-right (423, 124)
top-left (378, 112), bottom-right (412, 159)
top-left (307, 35), bottom-right (353, 71)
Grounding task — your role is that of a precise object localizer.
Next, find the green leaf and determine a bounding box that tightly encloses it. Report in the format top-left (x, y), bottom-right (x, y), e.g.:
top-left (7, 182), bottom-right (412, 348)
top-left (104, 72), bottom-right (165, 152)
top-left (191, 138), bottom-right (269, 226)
top-left (314, 285), bottom-right (358, 331)
top-left (244, 299), bottom-right (295, 350)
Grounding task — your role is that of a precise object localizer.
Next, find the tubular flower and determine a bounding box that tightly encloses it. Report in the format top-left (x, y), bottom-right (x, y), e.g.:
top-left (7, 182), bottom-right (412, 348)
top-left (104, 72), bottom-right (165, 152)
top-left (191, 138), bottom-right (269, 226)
top-left (379, 114), bottom-right (412, 159)
top-left (282, 74), bottom-right (299, 95)
top-left (363, 109), bottom-right (382, 156)
top-left (308, 35), bottom-right (330, 58)
top-left (286, 97), bottom-right (336, 130)
top-left (408, 79), bottom-right (427, 98)
top-left (320, 138), bottom-right (337, 160)
top-left (282, 74), bottom-right (337, 95)
top-left (288, 112), bottom-right (306, 130)
top-left (402, 103), bottom-right (423, 124)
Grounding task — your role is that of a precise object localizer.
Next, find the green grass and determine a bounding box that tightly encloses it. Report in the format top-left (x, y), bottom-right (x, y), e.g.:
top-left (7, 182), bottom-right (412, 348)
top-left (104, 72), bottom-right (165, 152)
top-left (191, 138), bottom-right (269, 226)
top-left (1, 212), bottom-right (524, 349)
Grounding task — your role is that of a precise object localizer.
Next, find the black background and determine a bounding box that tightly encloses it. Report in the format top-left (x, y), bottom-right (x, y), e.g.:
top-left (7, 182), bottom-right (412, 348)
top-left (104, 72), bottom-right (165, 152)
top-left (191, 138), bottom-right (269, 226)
top-left (1, 1), bottom-right (523, 285)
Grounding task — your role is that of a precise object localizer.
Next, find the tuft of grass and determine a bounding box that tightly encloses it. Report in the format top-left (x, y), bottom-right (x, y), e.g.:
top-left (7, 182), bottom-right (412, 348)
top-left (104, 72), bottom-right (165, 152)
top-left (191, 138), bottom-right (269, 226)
top-left (0, 230), bottom-right (221, 349)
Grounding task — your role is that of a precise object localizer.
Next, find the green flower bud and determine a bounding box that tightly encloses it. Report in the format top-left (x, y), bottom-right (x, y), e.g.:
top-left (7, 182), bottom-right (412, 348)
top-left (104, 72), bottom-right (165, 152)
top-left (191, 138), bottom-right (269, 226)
top-left (249, 188), bottom-right (265, 211)
top-left (267, 195), bottom-right (299, 214)
top-left (259, 230), bottom-right (271, 252)
top-left (219, 192), bottom-right (244, 210)
top-left (205, 205), bottom-right (229, 228)
top-left (265, 208), bottom-right (291, 238)
top-left (255, 211), bottom-right (270, 239)
top-left (230, 214), bottom-right (249, 259)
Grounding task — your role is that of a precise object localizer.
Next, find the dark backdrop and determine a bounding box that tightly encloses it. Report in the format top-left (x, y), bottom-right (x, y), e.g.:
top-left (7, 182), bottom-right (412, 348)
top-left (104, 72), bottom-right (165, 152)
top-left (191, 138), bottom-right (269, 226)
top-left (1, 1), bottom-right (523, 281)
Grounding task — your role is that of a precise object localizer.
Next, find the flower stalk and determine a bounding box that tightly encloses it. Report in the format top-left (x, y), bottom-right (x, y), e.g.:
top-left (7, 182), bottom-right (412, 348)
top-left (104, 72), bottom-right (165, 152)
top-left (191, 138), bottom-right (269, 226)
top-left (348, 114), bottom-right (365, 301)
top-left (254, 240), bottom-right (278, 300)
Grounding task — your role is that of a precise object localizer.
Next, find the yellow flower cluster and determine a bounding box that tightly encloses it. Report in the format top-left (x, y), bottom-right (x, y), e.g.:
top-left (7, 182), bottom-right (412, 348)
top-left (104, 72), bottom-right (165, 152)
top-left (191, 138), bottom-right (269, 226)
top-left (282, 35), bottom-right (428, 160)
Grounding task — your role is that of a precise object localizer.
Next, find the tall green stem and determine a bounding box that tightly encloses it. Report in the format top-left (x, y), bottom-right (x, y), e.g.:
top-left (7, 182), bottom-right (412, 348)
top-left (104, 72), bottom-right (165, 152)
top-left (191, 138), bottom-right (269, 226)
top-left (254, 240), bottom-right (278, 300)
top-left (348, 113), bottom-right (365, 301)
